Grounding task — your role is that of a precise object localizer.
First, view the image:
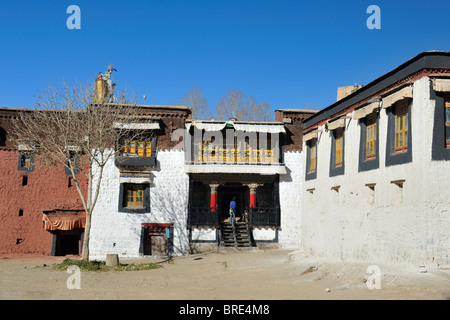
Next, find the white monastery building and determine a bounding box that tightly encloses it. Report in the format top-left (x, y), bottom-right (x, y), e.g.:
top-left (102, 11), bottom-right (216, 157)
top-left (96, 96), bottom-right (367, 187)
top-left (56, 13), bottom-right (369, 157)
top-left (87, 51), bottom-right (449, 267)
top-left (301, 51), bottom-right (450, 266)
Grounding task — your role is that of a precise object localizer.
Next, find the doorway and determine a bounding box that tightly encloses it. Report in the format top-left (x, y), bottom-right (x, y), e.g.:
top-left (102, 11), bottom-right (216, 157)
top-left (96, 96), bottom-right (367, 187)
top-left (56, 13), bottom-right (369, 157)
top-left (144, 231), bottom-right (168, 256)
top-left (55, 232), bottom-right (81, 256)
top-left (218, 185), bottom-right (248, 222)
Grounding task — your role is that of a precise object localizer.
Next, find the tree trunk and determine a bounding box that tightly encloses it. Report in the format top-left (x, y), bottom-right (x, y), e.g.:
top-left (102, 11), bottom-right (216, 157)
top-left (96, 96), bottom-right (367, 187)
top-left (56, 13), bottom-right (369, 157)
top-left (82, 211), bottom-right (92, 261)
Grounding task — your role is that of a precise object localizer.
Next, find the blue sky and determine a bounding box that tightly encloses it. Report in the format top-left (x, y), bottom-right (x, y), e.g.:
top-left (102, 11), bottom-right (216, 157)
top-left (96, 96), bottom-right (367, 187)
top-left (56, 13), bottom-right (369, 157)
top-left (1, 0), bottom-right (450, 118)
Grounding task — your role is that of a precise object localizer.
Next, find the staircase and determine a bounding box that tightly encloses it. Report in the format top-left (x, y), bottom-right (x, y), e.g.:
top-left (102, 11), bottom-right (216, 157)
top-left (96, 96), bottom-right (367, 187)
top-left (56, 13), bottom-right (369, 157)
top-left (220, 221), bottom-right (252, 248)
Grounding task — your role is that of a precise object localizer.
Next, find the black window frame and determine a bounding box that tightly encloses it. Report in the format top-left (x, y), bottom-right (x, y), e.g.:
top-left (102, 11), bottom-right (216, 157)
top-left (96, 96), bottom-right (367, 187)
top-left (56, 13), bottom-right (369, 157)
top-left (65, 151), bottom-right (80, 175)
top-left (305, 138), bottom-right (317, 181)
top-left (118, 182), bottom-right (151, 213)
top-left (18, 151), bottom-right (35, 172)
top-left (432, 93), bottom-right (450, 160)
top-left (358, 112), bottom-right (380, 172)
top-left (115, 136), bottom-right (157, 167)
top-left (385, 99), bottom-right (413, 167)
top-left (329, 128), bottom-right (345, 177)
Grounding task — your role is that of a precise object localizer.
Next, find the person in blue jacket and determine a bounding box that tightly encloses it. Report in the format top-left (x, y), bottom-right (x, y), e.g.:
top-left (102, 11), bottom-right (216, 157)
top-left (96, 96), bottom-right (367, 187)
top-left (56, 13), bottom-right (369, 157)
top-left (229, 197), bottom-right (236, 223)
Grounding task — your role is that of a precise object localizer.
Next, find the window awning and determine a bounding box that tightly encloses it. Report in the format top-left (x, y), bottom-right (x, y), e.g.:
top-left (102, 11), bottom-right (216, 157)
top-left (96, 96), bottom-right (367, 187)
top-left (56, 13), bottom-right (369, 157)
top-left (382, 86), bottom-right (413, 109)
top-left (186, 122), bottom-right (228, 132)
top-left (303, 129), bottom-right (318, 142)
top-left (186, 121), bottom-right (286, 133)
top-left (326, 118), bottom-right (345, 131)
top-left (432, 78), bottom-right (450, 92)
top-left (119, 173), bottom-right (152, 184)
top-left (232, 123), bottom-right (286, 133)
top-left (113, 122), bottom-right (160, 130)
top-left (42, 210), bottom-right (86, 231)
top-left (353, 102), bottom-right (380, 120)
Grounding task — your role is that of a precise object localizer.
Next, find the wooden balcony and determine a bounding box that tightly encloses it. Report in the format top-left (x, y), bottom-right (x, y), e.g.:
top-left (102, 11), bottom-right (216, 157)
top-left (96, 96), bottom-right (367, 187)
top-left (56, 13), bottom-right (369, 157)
top-left (192, 144), bottom-right (279, 165)
top-left (185, 145), bottom-right (287, 175)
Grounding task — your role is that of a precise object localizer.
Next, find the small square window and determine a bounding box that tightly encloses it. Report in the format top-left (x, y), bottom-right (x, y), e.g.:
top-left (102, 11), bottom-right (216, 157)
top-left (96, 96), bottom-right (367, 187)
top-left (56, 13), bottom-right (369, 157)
top-left (65, 151), bottom-right (80, 175)
top-left (119, 183), bottom-right (150, 213)
top-left (18, 152), bottom-right (35, 172)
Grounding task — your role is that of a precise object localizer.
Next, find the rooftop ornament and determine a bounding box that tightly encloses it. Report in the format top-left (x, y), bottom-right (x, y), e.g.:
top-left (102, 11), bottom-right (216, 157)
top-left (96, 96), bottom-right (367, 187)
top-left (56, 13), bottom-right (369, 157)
top-left (95, 64), bottom-right (117, 103)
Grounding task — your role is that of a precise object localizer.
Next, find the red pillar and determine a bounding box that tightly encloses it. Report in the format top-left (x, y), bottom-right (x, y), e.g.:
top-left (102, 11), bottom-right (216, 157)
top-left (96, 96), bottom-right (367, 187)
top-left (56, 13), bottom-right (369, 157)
top-left (210, 184), bottom-right (219, 212)
top-left (248, 183), bottom-right (259, 209)
top-left (249, 193), bottom-right (256, 209)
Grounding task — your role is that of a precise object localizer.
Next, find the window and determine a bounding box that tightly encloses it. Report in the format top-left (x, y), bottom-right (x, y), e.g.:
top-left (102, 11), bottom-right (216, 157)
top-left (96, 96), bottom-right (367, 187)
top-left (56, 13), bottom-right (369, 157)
top-left (394, 103), bottom-right (408, 153)
top-left (334, 128), bottom-right (344, 167)
top-left (359, 113), bottom-right (379, 172)
top-left (431, 94), bottom-right (450, 160)
top-left (65, 151), bottom-right (80, 175)
top-left (386, 100), bottom-right (412, 166)
top-left (119, 183), bottom-right (150, 213)
top-left (18, 152), bottom-right (34, 172)
top-left (21, 153), bottom-right (32, 170)
top-left (124, 184), bottom-right (145, 209)
top-left (305, 137), bottom-right (318, 181)
top-left (309, 139), bottom-right (317, 173)
top-left (0, 127), bottom-right (6, 147)
top-left (329, 128), bottom-right (345, 177)
top-left (122, 140), bottom-right (152, 157)
top-left (366, 114), bottom-right (377, 160)
top-left (446, 99), bottom-right (450, 148)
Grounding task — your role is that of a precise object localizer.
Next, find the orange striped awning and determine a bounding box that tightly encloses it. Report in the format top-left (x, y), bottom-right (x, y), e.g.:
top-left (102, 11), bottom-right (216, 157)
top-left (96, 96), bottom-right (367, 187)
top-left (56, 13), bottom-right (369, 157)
top-left (42, 210), bottom-right (86, 231)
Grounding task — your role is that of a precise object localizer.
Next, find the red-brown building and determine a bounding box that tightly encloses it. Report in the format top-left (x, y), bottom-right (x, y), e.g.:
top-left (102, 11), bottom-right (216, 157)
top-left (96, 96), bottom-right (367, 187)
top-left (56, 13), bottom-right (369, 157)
top-left (0, 107), bottom-right (88, 255)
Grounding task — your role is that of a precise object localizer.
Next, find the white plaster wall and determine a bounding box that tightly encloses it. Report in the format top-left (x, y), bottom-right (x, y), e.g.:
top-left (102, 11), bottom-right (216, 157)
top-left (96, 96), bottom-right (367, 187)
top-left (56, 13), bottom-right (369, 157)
top-left (252, 228), bottom-right (277, 242)
top-left (89, 150), bottom-right (189, 259)
top-left (191, 228), bottom-right (216, 241)
top-left (301, 76), bottom-right (450, 266)
top-left (277, 151), bottom-right (303, 248)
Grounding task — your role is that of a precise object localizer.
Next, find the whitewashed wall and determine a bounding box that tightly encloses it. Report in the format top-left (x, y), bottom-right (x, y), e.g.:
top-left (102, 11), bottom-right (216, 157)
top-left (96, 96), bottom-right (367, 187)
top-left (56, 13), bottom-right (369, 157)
top-left (301, 76), bottom-right (450, 266)
top-left (89, 150), bottom-right (189, 259)
top-left (278, 151), bottom-right (303, 248)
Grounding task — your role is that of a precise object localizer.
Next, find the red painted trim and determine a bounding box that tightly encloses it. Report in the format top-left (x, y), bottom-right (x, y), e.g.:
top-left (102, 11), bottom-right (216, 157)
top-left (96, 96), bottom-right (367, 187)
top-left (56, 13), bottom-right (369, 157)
top-left (141, 223), bottom-right (173, 232)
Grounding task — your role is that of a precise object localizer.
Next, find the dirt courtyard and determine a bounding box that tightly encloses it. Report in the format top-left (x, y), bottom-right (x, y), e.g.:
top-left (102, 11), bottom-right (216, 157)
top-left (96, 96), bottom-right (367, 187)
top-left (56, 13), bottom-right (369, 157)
top-left (1, 248), bottom-right (449, 300)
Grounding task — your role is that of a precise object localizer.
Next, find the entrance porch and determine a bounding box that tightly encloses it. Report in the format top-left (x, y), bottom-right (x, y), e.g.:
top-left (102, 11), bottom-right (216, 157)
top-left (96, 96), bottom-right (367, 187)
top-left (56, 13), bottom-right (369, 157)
top-left (187, 173), bottom-right (280, 248)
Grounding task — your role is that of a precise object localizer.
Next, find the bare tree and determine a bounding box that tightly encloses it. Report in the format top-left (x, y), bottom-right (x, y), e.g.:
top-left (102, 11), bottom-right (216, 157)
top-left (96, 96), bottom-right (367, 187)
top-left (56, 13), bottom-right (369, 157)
top-left (179, 86), bottom-right (211, 120)
top-left (11, 80), bottom-right (145, 261)
top-left (214, 89), bottom-right (273, 122)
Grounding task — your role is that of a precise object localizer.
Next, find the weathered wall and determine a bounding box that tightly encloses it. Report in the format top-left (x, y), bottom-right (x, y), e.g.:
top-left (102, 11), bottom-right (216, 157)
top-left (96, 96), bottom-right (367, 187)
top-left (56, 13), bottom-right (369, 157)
top-left (301, 76), bottom-right (450, 266)
top-left (0, 150), bottom-right (86, 254)
top-left (89, 150), bottom-right (189, 259)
